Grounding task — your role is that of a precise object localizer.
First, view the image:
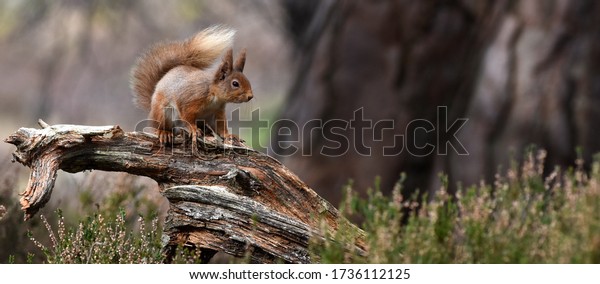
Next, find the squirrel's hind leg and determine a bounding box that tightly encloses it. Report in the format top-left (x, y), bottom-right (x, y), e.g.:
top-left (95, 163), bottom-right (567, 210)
top-left (190, 128), bottom-right (199, 157)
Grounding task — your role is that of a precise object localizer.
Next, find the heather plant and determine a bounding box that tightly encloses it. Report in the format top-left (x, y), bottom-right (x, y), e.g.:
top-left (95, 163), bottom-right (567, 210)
top-left (30, 210), bottom-right (164, 264)
top-left (29, 209), bottom-right (209, 264)
top-left (316, 150), bottom-right (600, 263)
top-left (26, 150), bottom-right (600, 263)
top-left (26, 173), bottom-right (189, 264)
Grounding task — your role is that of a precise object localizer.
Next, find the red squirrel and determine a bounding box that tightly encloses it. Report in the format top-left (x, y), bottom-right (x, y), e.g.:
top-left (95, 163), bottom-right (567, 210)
top-left (130, 26), bottom-right (253, 151)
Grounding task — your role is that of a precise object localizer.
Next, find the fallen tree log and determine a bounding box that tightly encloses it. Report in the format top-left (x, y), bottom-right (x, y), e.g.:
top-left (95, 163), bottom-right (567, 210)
top-left (4, 120), bottom-right (366, 263)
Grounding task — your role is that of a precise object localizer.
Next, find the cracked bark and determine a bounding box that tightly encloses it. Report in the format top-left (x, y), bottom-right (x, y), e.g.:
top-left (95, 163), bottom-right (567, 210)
top-left (4, 120), bottom-right (366, 263)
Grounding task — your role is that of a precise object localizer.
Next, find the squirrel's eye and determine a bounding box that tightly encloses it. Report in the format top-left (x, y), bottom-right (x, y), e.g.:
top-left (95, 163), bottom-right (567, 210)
top-left (232, 80), bottom-right (240, 88)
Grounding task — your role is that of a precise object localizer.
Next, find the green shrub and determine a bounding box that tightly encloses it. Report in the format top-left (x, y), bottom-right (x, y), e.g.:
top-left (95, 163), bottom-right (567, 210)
top-left (315, 151), bottom-right (600, 263)
top-left (28, 150), bottom-right (600, 263)
top-left (27, 177), bottom-right (204, 264)
top-left (30, 210), bottom-right (164, 264)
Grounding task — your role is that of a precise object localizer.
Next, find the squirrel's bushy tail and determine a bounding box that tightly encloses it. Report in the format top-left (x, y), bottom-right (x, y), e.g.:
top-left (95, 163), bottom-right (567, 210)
top-left (130, 26), bottom-right (235, 110)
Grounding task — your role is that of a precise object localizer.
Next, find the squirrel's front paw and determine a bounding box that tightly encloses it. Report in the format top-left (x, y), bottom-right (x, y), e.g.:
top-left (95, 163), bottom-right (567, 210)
top-left (158, 130), bottom-right (173, 145)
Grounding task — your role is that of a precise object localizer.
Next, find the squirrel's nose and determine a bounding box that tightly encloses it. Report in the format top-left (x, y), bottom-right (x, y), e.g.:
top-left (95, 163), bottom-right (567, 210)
top-left (247, 91), bottom-right (254, 101)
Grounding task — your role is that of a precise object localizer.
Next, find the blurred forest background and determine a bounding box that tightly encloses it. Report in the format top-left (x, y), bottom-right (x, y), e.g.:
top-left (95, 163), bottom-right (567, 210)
top-left (1, 0), bottom-right (600, 262)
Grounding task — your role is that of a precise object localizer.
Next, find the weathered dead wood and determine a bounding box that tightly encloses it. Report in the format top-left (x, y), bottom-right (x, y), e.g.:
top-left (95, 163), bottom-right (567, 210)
top-left (4, 120), bottom-right (366, 263)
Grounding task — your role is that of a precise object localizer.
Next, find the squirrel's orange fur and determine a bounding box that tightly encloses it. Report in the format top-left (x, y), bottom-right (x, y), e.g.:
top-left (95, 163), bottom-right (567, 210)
top-left (130, 26), bottom-right (253, 150)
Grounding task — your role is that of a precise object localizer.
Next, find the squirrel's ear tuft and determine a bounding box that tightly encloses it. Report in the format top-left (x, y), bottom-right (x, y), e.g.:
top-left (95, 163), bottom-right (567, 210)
top-left (224, 48), bottom-right (233, 70)
top-left (214, 48), bottom-right (233, 82)
top-left (234, 49), bottom-right (246, 72)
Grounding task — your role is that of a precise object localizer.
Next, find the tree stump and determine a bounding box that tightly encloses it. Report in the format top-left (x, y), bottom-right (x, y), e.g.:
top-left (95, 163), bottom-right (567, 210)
top-left (4, 120), bottom-right (366, 263)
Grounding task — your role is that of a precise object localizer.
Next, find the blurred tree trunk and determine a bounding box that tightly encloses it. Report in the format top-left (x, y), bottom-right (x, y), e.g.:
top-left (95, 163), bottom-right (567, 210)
top-left (277, 0), bottom-right (600, 204)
